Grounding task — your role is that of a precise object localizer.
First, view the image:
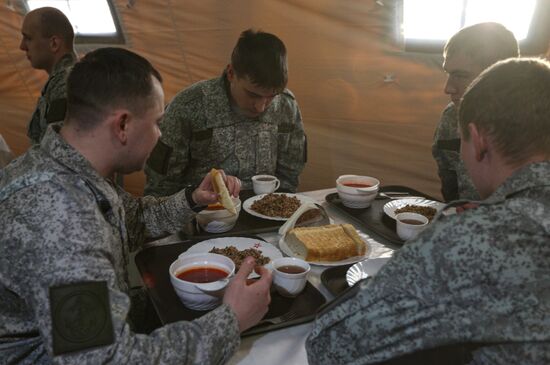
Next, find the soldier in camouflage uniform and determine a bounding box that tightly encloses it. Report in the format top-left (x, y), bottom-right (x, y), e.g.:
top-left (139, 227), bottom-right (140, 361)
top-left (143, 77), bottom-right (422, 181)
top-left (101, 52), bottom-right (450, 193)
top-left (0, 48), bottom-right (272, 364)
top-left (20, 7), bottom-right (77, 144)
top-left (145, 29), bottom-right (306, 196)
top-left (307, 59), bottom-right (550, 364)
top-left (432, 22), bottom-right (519, 202)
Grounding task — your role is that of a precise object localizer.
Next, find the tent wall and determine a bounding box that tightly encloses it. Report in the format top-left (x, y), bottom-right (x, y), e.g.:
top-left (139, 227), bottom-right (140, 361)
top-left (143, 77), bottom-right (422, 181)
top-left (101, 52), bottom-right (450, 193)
top-left (0, 0), bottom-right (448, 199)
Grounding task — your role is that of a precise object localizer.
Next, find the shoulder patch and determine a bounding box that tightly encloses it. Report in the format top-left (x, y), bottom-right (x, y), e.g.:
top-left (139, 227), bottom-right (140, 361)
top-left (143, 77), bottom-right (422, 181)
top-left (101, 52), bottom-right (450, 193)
top-left (50, 281), bottom-right (114, 356)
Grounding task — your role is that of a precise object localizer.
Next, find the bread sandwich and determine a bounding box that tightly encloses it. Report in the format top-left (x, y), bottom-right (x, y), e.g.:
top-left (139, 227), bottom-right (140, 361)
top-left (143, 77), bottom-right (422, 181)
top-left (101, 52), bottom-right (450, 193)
top-left (210, 168), bottom-right (237, 215)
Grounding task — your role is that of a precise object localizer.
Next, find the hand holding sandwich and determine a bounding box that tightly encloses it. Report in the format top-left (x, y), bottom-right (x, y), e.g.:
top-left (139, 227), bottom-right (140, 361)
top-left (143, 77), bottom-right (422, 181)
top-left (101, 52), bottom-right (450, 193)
top-left (191, 169), bottom-right (241, 208)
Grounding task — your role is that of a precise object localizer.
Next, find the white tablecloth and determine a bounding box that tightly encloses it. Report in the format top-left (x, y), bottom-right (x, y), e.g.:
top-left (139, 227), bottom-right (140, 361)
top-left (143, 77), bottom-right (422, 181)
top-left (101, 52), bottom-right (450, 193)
top-left (230, 188), bottom-right (394, 365)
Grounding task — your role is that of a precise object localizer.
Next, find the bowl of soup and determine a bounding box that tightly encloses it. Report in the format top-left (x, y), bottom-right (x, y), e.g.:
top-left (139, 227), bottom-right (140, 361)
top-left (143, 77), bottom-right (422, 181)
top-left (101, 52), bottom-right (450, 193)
top-left (336, 175), bottom-right (380, 209)
top-left (169, 253), bottom-right (235, 310)
top-left (196, 197), bottom-right (241, 233)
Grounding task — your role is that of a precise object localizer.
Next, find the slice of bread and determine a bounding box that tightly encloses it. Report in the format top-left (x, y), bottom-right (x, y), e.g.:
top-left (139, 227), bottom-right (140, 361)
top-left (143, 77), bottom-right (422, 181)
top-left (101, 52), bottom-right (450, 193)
top-left (210, 168), bottom-right (236, 215)
top-left (285, 224), bottom-right (367, 262)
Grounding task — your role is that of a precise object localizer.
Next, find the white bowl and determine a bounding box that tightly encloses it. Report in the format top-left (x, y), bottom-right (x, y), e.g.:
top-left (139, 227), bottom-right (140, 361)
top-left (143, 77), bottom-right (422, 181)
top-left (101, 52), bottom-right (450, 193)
top-left (196, 197), bottom-right (241, 233)
top-left (169, 253), bottom-right (235, 311)
top-left (336, 175), bottom-right (380, 209)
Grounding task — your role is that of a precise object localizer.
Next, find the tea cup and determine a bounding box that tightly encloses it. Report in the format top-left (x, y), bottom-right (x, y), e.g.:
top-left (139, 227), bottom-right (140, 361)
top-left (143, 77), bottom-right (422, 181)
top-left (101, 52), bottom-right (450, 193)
top-left (272, 257), bottom-right (310, 297)
top-left (252, 174), bottom-right (280, 195)
top-left (395, 212), bottom-right (429, 241)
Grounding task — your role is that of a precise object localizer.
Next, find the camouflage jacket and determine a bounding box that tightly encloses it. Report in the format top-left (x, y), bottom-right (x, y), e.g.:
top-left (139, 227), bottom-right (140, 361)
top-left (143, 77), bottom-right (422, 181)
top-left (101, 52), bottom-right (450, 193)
top-left (307, 161), bottom-right (550, 364)
top-left (0, 126), bottom-right (240, 364)
top-left (144, 72), bottom-right (306, 196)
top-left (27, 53), bottom-right (76, 145)
top-left (432, 103), bottom-right (479, 202)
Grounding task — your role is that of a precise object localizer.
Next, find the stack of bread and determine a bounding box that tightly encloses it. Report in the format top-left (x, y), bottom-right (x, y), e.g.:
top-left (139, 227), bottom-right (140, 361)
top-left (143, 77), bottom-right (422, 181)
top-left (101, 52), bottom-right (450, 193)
top-left (284, 224), bottom-right (367, 262)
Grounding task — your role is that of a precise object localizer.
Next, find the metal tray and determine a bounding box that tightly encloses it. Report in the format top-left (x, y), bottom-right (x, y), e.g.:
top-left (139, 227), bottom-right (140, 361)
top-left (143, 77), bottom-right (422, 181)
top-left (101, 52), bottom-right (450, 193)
top-left (135, 235), bottom-right (326, 337)
top-left (325, 185), bottom-right (439, 246)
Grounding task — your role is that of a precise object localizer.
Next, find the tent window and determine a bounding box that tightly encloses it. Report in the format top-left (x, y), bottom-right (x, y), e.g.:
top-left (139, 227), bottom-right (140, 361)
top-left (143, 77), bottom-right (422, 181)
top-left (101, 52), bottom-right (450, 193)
top-left (400, 0), bottom-right (548, 54)
top-left (25, 0), bottom-right (125, 44)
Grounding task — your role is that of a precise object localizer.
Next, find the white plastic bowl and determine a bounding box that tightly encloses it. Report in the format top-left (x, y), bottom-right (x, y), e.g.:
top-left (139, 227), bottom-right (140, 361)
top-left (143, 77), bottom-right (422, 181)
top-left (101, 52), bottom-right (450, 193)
top-left (169, 253), bottom-right (235, 311)
top-left (336, 175), bottom-right (380, 209)
top-left (196, 197), bottom-right (241, 233)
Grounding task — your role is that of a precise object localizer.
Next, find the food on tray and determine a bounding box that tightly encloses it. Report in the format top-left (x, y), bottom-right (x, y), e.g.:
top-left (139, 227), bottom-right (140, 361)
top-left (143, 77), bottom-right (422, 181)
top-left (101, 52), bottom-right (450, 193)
top-left (285, 224), bottom-right (367, 262)
top-left (210, 168), bottom-right (236, 215)
top-left (394, 204), bottom-right (437, 221)
top-left (209, 245), bottom-right (270, 270)
top-left (251, 193), bottom-right (301, 218)
top-left (296, 208), bottom-right (323, 224)
top-left (205, 202), bottom-right (225, 210)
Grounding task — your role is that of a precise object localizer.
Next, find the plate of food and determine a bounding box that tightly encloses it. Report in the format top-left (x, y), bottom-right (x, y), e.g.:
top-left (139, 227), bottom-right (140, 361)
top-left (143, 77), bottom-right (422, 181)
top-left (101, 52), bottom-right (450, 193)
top-left (184, 237), bottom-right (283, 273)
top-left (346, 257), bottom-right (391, 286)
top-left (383, 198), bottom-right (446, 220)
top-left (243, 193), bottom-right (317, 221)
top-left (278, 224), bottom-right (373, 266)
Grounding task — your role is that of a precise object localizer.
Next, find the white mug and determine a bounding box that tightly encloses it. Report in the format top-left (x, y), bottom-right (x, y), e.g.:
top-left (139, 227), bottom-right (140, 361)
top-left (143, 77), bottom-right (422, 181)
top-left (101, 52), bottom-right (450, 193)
top-left (252, 174), bottom-right (280, 195)
top-left (395, 212), bottom-right (429, 241)
top-left (272, 257), bottom-right (310, 297)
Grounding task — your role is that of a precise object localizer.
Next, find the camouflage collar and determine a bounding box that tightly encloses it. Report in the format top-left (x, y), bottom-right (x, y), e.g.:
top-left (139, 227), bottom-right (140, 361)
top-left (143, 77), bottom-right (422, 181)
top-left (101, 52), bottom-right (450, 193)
top-left (40, 125), bottom-right (117, 199)
top-left (51, 52), bottom-right (77, 77)
top-left (484, 161), bottom-right (550, 203)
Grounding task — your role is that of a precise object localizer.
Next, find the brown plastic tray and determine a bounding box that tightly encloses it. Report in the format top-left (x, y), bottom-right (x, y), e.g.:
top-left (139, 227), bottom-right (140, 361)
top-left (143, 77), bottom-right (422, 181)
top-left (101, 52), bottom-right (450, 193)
top-left (325, 185), bottom-right (439, 247)
top-left (135, 235), bottom-right (326, 337)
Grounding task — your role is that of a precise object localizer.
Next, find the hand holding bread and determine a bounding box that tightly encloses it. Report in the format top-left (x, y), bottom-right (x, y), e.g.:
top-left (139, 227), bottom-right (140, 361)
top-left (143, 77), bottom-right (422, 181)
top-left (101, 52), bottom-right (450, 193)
top-left (191, 168), bottom-right (241, 208)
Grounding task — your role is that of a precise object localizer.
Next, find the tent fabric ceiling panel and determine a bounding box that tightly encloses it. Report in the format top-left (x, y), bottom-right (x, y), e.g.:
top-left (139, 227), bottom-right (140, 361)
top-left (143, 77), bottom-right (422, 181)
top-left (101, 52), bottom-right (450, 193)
top-left (0, 0), bottom-right (449, 199)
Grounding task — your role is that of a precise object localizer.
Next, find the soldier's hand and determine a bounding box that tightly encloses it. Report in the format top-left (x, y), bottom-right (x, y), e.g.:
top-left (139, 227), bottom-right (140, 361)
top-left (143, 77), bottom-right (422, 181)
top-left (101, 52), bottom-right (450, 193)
top-left (223, 257), bottom-right (272, 332)
top-left (456, 202), bottom-right (479, 213)
top-left (191, 170), bottom-right (241, 205)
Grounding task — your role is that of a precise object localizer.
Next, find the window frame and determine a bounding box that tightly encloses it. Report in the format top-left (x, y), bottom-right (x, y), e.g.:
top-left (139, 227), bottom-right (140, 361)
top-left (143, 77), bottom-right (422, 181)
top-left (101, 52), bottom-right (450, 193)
top-left (398, 0), bottom-right (550, 55)
top-left (23, 0), bottom-right (126, 45)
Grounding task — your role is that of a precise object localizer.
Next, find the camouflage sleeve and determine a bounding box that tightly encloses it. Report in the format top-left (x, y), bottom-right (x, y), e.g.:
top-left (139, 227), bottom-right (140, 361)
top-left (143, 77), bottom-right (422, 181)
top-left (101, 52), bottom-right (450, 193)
top-left (306, 217), bottom-right (473, 364)
top-left (117, 186), bottom-right (196, 250)
top-left (1, 182), bottom-right (240, 364)
top-left (275, 97), bottom-right (306, 192)
top-left (144, 94), bottom-right (193, 197)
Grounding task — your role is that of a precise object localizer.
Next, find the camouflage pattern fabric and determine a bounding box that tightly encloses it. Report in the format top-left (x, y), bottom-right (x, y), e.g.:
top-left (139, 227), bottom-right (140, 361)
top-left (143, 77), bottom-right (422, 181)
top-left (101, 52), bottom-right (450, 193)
top-left (0, 126), bottom-right (240, 364)
top-left (27, 53), bottom-right (76, 145)
top-left (306, 161), bottom-right (550, 364)
top-left (432, 103), bottom-right (479, 202)
top-left (144, 72), bottom-right (306, 196)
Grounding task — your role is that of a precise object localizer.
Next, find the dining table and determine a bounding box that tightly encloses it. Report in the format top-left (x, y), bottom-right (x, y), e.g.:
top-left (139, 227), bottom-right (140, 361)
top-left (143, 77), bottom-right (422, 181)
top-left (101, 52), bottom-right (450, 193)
top-left (134, 186), bottom-right (438, 364)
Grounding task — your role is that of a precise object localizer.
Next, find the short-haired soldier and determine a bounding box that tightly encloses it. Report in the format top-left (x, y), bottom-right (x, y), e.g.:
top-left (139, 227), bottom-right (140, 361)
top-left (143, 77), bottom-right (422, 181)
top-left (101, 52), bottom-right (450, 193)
top-left (307, 58), bottom-right (550, 364)
top-left (145, 29), bottom-right (306, 196)
top-left (20, 6), bottom-right (77, 144)
top-left (0, 47), bottom-right (272, 364)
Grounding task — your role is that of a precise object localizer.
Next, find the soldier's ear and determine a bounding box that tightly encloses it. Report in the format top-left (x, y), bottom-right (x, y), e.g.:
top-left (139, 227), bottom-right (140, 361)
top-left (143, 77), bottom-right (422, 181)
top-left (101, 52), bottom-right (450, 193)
top-left (49, 35), bottom-right (61, 53)
top-left (111, 111), bottom-right (130, 146)
top-left (468, 123), bottom-right (488, 162)
top-left (226, 64), bottom-right (235, 82)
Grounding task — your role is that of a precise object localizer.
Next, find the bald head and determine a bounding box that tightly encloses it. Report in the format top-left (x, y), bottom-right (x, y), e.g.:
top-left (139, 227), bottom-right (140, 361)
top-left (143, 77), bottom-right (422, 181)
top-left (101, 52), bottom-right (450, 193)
top-left (20, 7), bottom-right (74, 73)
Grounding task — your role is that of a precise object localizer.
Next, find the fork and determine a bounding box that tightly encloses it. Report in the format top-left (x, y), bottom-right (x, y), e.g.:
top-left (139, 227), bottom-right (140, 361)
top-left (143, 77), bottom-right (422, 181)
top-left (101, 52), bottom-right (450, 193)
top-left (257, 310), bottom-right (299, 326)
top-left (377, 192), bottom-right (423, 200)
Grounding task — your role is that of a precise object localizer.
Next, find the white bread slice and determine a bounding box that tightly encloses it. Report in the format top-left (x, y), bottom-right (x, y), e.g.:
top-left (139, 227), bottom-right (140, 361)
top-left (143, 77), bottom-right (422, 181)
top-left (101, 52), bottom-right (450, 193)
top-left (285, 224), bottom-right (368, 262)
top-left (210, 168), bottom-right (236, 215)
